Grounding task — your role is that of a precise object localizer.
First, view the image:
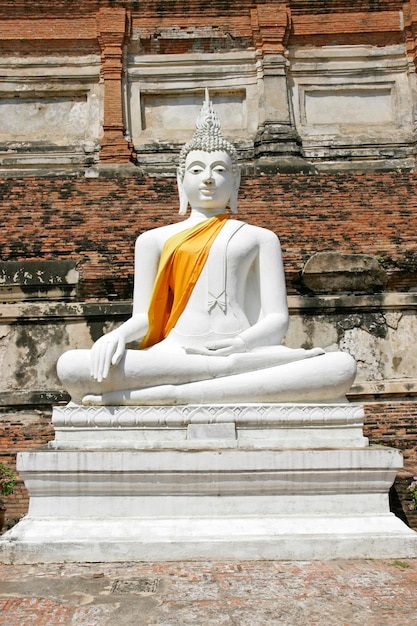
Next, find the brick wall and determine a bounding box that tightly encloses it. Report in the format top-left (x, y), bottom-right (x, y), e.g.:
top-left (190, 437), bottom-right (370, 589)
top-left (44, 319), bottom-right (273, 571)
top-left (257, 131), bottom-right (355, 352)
top-left (0, 1), bottom-right (413, 56)
top-left (364, 403), bottom-right (417, 468)
top-left (1, 170), bottom-right (416, 299)
top-left (364, 402), bottom-right (417, 528)
top-left (0, 407), bottom-right (54, 525)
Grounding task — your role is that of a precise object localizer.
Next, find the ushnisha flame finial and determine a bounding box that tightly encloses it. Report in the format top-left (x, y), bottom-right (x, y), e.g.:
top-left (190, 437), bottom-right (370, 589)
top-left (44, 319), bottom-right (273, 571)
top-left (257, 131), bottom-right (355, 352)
top-left (194, 88), bottom-right (222, 139)
top-left (178, 89), bottom-right (239, 181)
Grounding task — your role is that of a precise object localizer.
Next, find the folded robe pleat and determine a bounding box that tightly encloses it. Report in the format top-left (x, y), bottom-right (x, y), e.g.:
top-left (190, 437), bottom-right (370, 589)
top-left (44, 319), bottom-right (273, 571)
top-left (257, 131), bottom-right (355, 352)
top-left (140, 215), bottom-right (228, 349)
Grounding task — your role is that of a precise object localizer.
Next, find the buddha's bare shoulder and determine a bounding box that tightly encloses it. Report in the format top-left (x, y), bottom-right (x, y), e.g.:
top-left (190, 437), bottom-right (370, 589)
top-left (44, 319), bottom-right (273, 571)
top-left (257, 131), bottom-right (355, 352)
top-left (233, 220), bottom-right (280, 244)
top-left (139, 221), bottom-right (186, 238)
top-left (135, 221), bottom-right (191, 248)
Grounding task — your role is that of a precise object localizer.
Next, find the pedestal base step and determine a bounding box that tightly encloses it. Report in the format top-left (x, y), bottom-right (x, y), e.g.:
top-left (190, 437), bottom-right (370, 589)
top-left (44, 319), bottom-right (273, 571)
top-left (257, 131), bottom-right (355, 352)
top-left (50, 403), bottom-right (368, 449)
top-left (3, 402), bottom-right (416, 564)
top-left (2, 514), bottom-right (417, 563)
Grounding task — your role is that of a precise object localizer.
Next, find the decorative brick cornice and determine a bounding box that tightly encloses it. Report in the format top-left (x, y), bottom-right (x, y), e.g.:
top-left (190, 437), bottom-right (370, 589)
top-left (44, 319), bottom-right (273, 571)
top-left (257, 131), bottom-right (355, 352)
top-left (251, 3), bottom-right (291, 55)
top-left (290, 7), bottom-right (404, 47)
top-left (404, 0), bottom-right (417, 70)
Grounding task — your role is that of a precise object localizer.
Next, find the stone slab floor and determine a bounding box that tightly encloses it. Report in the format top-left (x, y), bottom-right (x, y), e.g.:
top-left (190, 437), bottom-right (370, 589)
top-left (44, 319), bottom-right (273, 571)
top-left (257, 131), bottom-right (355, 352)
top-left (0, 559), bottom-right (417, 625)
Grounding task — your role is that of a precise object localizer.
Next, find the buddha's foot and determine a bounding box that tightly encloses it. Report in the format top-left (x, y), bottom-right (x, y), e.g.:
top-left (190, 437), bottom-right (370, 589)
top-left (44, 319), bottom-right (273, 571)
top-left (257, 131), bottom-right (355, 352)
top-left (83, 394), bottom-right (104, 405)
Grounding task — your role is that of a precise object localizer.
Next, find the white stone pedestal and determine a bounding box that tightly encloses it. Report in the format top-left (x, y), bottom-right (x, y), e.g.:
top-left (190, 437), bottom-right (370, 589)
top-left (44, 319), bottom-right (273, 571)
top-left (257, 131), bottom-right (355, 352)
top-left (1, 403), bottom-right (417, 563)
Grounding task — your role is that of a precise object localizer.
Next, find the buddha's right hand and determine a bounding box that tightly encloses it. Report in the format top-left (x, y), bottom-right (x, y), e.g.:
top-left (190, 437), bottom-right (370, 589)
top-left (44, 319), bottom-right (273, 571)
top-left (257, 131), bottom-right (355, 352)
top-left (90, 330), bottom-right (126, 382)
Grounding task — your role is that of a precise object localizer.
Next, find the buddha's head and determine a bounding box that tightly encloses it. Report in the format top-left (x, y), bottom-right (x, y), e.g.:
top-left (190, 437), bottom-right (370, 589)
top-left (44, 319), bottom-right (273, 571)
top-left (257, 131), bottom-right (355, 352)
top-left (177, 90), bottom-right (241, 215)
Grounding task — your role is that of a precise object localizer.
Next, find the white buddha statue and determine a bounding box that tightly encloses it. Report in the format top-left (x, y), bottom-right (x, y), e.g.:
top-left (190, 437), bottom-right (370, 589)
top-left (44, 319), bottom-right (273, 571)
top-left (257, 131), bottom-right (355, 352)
top-left (57, 93), bottom-right (356, 405)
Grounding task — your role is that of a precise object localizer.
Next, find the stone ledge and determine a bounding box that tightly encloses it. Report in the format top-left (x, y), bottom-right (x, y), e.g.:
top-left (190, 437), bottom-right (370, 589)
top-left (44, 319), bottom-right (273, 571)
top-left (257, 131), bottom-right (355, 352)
top-left (2, 293), bottom-right (417, 321)
top-left (2, 445), bottom-right (415, 562)
top-left (0, 301), bottom-right (132, 323)
top-left (0, 260), bottom-right (79, 302)
top-left (349, 378), bottom-right (417, 400)
top-left (3, 514), bottom-right (417, 563)
top-left (0, 390), bottom-right (68, 408)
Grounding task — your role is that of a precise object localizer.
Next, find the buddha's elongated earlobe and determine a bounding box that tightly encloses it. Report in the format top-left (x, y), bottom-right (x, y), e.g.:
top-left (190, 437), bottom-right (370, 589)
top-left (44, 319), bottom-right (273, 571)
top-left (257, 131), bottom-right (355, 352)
top-left (229, 169), bottom-right (241, 214)
top-left (229, 189), bottom-right (238, 214)
top-left (177, 168), bottom-right (189, 215)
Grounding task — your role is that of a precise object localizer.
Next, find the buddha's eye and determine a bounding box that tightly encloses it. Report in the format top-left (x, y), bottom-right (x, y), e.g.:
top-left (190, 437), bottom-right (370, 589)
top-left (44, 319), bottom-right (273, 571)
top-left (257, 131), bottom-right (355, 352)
top-left (188, 165), bottom-right (204, 174)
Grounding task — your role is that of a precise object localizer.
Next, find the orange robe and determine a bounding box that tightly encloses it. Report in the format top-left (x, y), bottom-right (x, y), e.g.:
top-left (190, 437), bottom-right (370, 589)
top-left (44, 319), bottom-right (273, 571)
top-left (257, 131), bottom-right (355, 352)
top-left (140, 215), bottom-right (228, 348)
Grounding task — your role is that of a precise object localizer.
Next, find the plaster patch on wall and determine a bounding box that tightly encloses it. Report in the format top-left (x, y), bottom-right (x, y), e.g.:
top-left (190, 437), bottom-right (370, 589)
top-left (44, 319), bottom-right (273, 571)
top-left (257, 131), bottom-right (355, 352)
top-left (340, 328), bottom-right (383, 382)
top-left (141, 91), bottom-right (245, 132)
top-left (126, 51), bottom-right (260, 164)
top-left (0, 325), bottom-right (12, 388)
top-left (303, 88), bottom-right (392, 126)
top-left (285, 316), bottom-right (338, 351)
top-left (1, 324), bottom-right (67, 392)
top-left (386, 311), bottom-right (402, 330)
top-left (0, 97), bottom-right (88, 141)
top-left (288, 44), bottom-right (415, 167)
top-left (0, 54), bottom-right (101, 171)
top-left (63, 322), bottom-right (94, 351)
top-left (386, 313), bottom-right (417, 378)
top-left (339, 312), bottom-right (417, 383)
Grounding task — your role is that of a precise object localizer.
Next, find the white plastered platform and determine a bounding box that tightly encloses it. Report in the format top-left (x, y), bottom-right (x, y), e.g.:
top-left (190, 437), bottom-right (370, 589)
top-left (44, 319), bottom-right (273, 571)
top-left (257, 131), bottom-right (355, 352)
top-left (1, 403), bottom-right (417, 563)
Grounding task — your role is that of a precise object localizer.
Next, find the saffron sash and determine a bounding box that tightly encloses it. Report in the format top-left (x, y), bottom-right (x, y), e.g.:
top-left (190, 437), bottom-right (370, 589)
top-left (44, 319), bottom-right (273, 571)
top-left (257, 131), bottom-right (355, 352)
top-left (140, 215), bottom-right (228, 348)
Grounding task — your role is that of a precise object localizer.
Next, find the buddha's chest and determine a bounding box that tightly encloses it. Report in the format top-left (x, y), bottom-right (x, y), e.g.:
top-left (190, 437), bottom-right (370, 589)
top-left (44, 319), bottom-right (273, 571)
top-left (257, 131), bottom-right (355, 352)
top-left (171, 230), bottom-right (256, 285)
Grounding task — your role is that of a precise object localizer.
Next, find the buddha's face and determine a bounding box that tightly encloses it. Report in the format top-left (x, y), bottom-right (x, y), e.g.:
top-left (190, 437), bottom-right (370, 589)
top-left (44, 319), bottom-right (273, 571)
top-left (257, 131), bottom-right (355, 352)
top-left (182, 150), bottom-right (235, 212)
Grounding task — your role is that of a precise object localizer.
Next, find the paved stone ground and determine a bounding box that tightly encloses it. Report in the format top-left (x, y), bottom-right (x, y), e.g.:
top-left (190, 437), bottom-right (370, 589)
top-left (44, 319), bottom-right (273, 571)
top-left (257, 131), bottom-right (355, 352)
top-left (1, 559), bottom-right (417, 625)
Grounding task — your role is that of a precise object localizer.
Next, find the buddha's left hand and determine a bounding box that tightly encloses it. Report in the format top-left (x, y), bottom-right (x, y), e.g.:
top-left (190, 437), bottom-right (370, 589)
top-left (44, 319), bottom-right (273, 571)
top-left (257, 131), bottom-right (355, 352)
top-left (185, 336), bottom-right (248, 356)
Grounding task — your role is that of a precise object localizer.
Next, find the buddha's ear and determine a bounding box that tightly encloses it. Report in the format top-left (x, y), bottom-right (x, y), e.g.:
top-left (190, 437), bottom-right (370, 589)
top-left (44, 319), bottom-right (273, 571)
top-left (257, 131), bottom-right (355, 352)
top-left (177, 168), bottom-right (188, 215)
top-left (229, 168), bottom-right (241, 214)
